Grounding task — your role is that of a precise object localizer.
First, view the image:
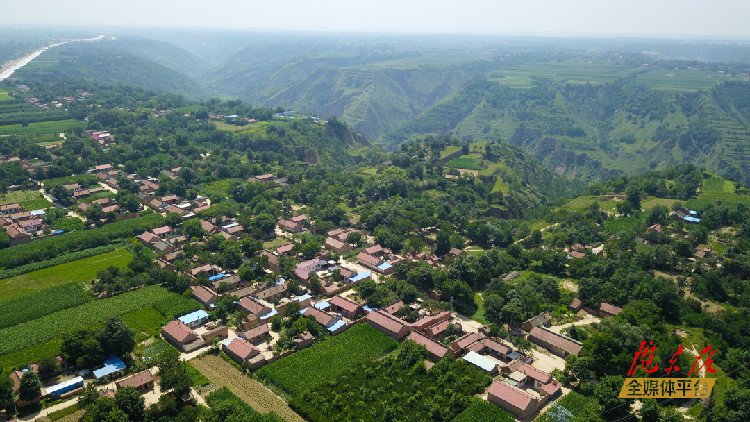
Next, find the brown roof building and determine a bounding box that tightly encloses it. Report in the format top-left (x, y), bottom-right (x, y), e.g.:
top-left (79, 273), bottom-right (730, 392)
top-left (162, 320), bottom-right (201, 351)
top-left (599, 302), bottom-right (623, 317)
top-left (191, 285), bottom-right (218, 309)
top-left (238, 297), bottom-right (272, 316)
top-left (240, 323), bottom-right (270, 345)
top-left (528, 326), bottom-right (583, 357)
top-left (115, 370), bottom-right (154, 392)
top-left (223, 337), bottom-right (260, 364)
top-left (412, 311), bottom-right (452, 332)
top-left (407, 331), bottom-right (450, 361)
top-left (488, 380), bottom-right (539, 419)
top-left (522, 312), bottom-right (552, 332)
top-left (366, 310), bottom-right (411, 340)
top-left (450, 332), bottom-right (482, 355)
top-left (329, 295), bottom-right (362, 320)
top-left (303, 307), bottom-right (338, 327)
top-left (325, 237), bottom-right (350, 253)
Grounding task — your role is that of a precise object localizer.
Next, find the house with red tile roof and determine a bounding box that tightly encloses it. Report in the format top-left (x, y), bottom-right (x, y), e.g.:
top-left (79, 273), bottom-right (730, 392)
top-left (278, 219), bottom-right (302, 233)
top-left (528, 326), bottom-right (583, 357)
top-left (425, 319), bottom-right (456, 338)
top-left (162, 320), bottom-right (203, 352)
top-left (522, 312), bottom-right (552, 332)
top-left (240, 323), bottom-right (270, 345)
top-left (115, 370), bottom-right (154, 392)
top-left (488, 380), bottom-right (539, 419)
top-left (329, 295), bottom-right (362, 319)
top-left (364, 244), bottom-right (383, 256)
top-left (238, 297), bottom-right (271, 316)
top-left (152, 225), bottom-right (173, 239)
top-left (223, 337), bottom-right (260, 364)
top-left (191, 285), bottom-right (218, 309)
top-left (357, 252), bottom-right (383, 270)
top-left (325, 237), bottom-right (350, 253)
top-left (381, 301), bottom-right (404, 315)
top-left (275, 243), bottom-right (294, 255)
top-left (366, 310), bottom-right (411, 340)
top-left (290, 214), bottom-right (307, 223)
top-left (450, 332), bottom-right (482, 355)
top-left (260, 250), bottom-right (280, 272)
top-left (412, 311), bottom-right (452, 332)
top-left (303, 307), bottom-right (339, 327)
top-left (407, 331), bottom-right (450, 361)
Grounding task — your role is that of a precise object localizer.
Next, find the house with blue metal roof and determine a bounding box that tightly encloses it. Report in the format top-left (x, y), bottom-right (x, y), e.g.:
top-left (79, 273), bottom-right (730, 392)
top-left (93, 354), bottom-right (126, 380)
top-left (45, 376), bottom-right (84, 398)
top-left (178, 310), bottom-right (210, 328)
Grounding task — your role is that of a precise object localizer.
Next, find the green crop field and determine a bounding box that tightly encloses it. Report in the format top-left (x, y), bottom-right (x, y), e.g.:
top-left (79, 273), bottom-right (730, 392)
top-left (0, 248), bottom-right (132, 301)
top-left (257, 323), bottom-right (398, 397)
top-left (0, 119), bottom-right (85, 135)
top-left (120, 306), bottom-right (167, 340)
top-left (0, 189), bottom-right (52, 210)
top-left (198, 178), bottom-right (241, 198)
top-left (0, 285), bottom-right (201, 360)
top-left (537, 392), bottom-right (600, 421)
top-left (452, 398), bottom-right (514, 422)
top-left (0, 283), bottom-right (91, 329)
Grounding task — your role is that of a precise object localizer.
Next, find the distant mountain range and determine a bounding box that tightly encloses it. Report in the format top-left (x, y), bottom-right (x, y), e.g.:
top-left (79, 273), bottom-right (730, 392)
top-left (7, 30), bottom-right (750, 183)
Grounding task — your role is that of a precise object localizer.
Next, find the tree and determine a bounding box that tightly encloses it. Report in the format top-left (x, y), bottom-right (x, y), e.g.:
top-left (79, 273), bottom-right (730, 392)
top-left (182, 218), bottom-right (206, 239)
top-left (346, 231), bottom-right (362, 246)
top-left (0, 370), bottom-right (13, 414)
top-left (38, 355), bottom-right (60, 381)
top-left (435, 230), bottom-right (451, 256)
top-left (78, 383), bottom-right (101, 409)
top-left (99, 316), bottom-right (136, 357)
top-left (115, 387), bottom-right (145, 421)
top-left (646, 205), bottom-right (668, 226)
top-left (165, 212), bottom-right (182, 228)
top-left (158, 355), bottom-right (193, 400)
top-left (595, 375), bottom-right (633, 421)
top-left (18, 371), bottom-right (41, 402)
top-left (309, 273), bottom-right (323, 295)
top-left (61, 327), bottom-right (106, 370)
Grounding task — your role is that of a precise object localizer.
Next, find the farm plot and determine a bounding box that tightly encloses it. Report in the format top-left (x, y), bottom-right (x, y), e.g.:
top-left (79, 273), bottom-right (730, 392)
top-left (0, 285), bottom-right (200, 356)
top-left (0, 248), bottom-right (132, 301)
top-left (256, 323), bottom-right (397, 397)
top-left (192, 355), bottom-right (304, 422)
top-left (536, 391), bottom-right (599, 422)
top-left (0, 189), bottom-right (52, 210)
top-left (0, 283), bottom-right (90, 329)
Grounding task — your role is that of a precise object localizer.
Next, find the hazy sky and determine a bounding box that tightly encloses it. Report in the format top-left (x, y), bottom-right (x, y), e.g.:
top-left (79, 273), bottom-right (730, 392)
top-left (4, 0), bottom-right (750, 38)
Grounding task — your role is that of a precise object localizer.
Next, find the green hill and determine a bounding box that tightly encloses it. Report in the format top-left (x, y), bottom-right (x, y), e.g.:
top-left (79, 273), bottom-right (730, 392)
top-left (383, 75), bottom-right (750, 184)
top-left (14, 41), bottom-right (205, 99)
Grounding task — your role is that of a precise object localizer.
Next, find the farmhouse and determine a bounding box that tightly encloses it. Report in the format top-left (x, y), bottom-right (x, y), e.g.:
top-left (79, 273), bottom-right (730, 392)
top-left (162, 320), bottom-right (204, 352)
top-left (407, 331), bottom-right (450, 361)
top-left (240, 323), bottom-right (270, 345)
top-left (488, 380), bottom-right (538, 419)
top-left (366, 310), bottom-right (411, 340)
top-left (599, 302), bottom-right (623, 317)
top-left (238, 297), bottom-right (272, 316)
top-left (191, 285), bottom-right (218, 309)
top-left (325, 236), bottom-right (350, 253)
top-left (223, 337), bottom-right (260, 365)
top-left (412, 311), bottom-right (452, 332)
top-left (329, 295), bottom-right (362, 319)
top-left (115, 370), bottom-right (154, 392)
top-left (528, 326), bottom-right (583, 357)
top-left (522, 312), bottom-right (552, 332)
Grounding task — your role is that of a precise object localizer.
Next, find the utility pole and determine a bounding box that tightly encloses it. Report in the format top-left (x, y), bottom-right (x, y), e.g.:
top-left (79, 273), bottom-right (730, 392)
top-left (450, 295), bottom-right (454, 314)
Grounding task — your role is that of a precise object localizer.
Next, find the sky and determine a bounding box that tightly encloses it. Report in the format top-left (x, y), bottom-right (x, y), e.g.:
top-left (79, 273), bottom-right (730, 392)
top-left (3, 0), bottom-right (750, 39)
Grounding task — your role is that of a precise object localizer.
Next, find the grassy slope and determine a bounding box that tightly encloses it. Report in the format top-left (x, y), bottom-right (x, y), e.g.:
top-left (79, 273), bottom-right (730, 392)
top-left (0, 248), bottom-right (132, 301)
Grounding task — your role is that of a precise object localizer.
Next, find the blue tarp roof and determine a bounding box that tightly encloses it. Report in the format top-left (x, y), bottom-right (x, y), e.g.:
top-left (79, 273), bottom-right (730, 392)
top-left (46, 376), bottom-right (84, 396)
top-left (462, 351), bottom-right (497, 372)
top-left (314, 301), bottom-right (330, 310)
top-left (178, 310), bottom-right (209, 325)
top-left (327, 320), bottom-right (347, 332)
top-left (689, 210), bottom-right (698, 216)
top-left (684, 216), bottom-right (701, 223)
top-left (52, 230), bottom-right (64, 234)
top-left (208, 273), bottom-right (228, 281)
top-left (222, 222), bottom-right (239, 229)
top-left (296, 294), bottom-right (312, 302)
top-left (363, 305), bottom-right (376, 312)
top-left (30, 209), bottom-right (45, 215)
top-left (377, 262), bottom-right (392, 270)
top-left (93, 354), bottom-right (126, 379)
top-left (259, 309), bottom-right (278, 320)
top-left (349, 271), bottom-right (371, 283)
